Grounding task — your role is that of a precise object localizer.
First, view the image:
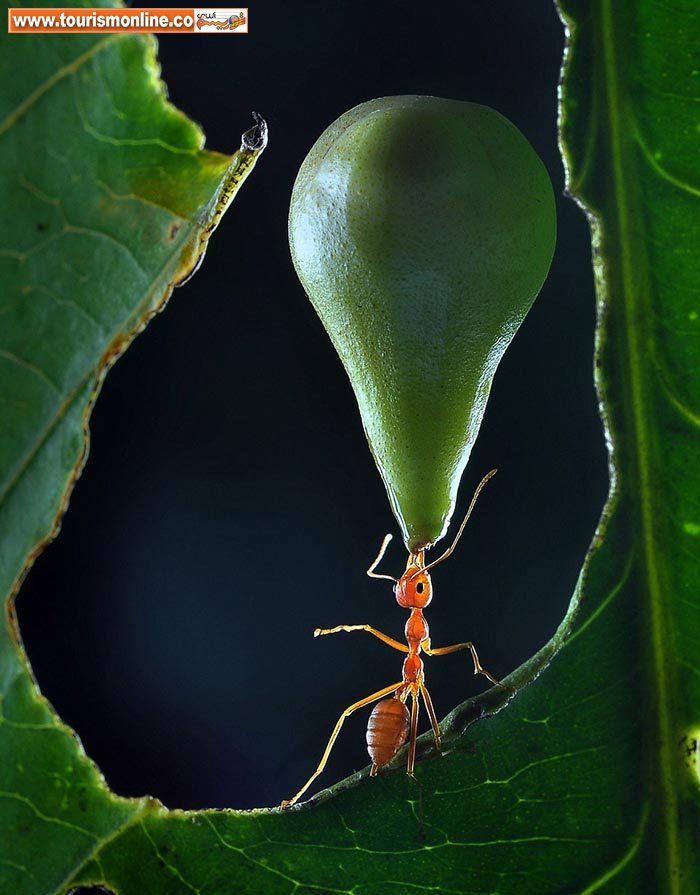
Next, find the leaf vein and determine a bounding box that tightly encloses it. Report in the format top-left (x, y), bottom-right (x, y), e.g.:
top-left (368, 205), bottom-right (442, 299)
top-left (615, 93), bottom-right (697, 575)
top-left (0, 348), bottom-right (61, 394)
top-left (0, 36), bottom-right (120, 137)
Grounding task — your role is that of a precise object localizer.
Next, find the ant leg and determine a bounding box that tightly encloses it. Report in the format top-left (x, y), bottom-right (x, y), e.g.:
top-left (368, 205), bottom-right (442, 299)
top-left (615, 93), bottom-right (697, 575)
top-left (314, 624), bottom-right (408, 653)
top-left (406, 685), bottom-right (421, 778)
top-left (281, 680), bottom-right (404, 809)
top-left (422, 640), bottom-right (511, 690)
top-left (419, 683), bottom-right (441, 749)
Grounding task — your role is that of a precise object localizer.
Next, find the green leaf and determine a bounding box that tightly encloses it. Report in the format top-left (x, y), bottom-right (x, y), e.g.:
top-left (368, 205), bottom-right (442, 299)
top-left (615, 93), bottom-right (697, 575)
top-left (553, 0), bottom-right (700, 887)
top-left (3, 2), bottom-right (700, 895)
top-left (0, 4), bottom-right (266, 893)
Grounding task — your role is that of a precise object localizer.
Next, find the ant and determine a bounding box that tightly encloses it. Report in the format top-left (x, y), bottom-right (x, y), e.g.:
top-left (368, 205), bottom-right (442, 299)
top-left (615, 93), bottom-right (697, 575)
top-left (281, 468), bottom-right (511, 809)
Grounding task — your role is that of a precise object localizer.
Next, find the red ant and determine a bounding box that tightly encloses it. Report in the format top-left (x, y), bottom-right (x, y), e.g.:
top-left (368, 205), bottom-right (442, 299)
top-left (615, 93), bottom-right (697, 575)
top-left (281, 469), bottom-right (509, 808)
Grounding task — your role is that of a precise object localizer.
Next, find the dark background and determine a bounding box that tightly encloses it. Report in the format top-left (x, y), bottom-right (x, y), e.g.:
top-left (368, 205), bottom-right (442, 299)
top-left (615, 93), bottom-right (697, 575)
top-left (18, 1), bottom-right (607, 811)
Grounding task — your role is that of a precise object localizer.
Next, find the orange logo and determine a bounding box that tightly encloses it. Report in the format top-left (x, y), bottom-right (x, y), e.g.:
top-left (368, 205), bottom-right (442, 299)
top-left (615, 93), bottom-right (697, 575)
top-left (196, 8), bottom-right (248, 32)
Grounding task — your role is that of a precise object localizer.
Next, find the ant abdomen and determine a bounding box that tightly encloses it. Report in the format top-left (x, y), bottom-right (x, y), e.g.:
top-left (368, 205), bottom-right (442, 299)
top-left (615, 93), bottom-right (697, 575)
top-left (366, 697), bottom-right (410, 772)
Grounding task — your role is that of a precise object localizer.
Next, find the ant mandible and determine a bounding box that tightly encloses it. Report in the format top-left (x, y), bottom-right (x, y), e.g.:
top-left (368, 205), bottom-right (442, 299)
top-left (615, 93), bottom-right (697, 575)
top-left (281, 468), bottom-right (511, 809)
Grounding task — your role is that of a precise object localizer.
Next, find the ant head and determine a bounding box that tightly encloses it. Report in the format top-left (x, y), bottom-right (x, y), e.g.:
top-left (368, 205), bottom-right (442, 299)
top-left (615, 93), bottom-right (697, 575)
top-left (394, 559), bottom-right (432, 609)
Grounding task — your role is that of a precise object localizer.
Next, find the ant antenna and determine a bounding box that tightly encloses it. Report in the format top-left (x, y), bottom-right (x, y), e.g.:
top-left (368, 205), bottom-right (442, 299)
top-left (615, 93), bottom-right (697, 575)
top-left (366, 533), bottom-right (398, 582)
top-left (412, 468), bottom-right (498, 580)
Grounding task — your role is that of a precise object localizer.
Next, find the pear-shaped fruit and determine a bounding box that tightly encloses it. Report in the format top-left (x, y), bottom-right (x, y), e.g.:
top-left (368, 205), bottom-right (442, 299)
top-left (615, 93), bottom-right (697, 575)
top-left (289, 96), bottom-right (556, 552)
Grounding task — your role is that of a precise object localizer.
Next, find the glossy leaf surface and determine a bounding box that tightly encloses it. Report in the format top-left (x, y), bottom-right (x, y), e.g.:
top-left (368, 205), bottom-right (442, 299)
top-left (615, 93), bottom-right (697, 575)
top-left (3, 2), bottom-right (700, 894)
top-left (289, 96), bottom-right (556, 551)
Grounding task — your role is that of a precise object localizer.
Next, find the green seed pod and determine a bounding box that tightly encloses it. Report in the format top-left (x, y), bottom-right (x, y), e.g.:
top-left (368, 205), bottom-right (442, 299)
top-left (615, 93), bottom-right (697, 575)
top-left (290, 96), bottom-right (556, 552)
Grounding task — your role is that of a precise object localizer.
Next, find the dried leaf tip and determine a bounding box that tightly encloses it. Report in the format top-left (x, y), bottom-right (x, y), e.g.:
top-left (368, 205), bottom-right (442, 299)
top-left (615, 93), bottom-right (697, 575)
top-left (242, 112), bottom-right (268, 151)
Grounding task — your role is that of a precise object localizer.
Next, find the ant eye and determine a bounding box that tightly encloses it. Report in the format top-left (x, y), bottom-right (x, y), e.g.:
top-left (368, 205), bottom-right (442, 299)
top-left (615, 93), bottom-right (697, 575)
top-left (416, 582), bottom-right (424, 594)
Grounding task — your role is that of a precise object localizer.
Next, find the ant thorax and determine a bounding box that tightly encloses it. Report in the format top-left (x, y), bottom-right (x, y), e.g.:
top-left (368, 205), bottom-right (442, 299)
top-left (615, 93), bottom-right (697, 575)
top-left (405, 610), bottom-right (429, 647)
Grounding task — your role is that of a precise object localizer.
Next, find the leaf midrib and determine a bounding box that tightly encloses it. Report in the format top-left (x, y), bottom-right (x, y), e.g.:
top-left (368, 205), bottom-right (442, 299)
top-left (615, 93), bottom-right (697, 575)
top-left (600, 0), bottom-right (679, 889)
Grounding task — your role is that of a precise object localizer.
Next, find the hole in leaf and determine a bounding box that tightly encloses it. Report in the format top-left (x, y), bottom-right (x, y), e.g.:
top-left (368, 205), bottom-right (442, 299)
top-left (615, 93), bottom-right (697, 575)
top-left (15, 4), bottom-right (607, 814)
top-left (68, 887), bottom-right (116, 895)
